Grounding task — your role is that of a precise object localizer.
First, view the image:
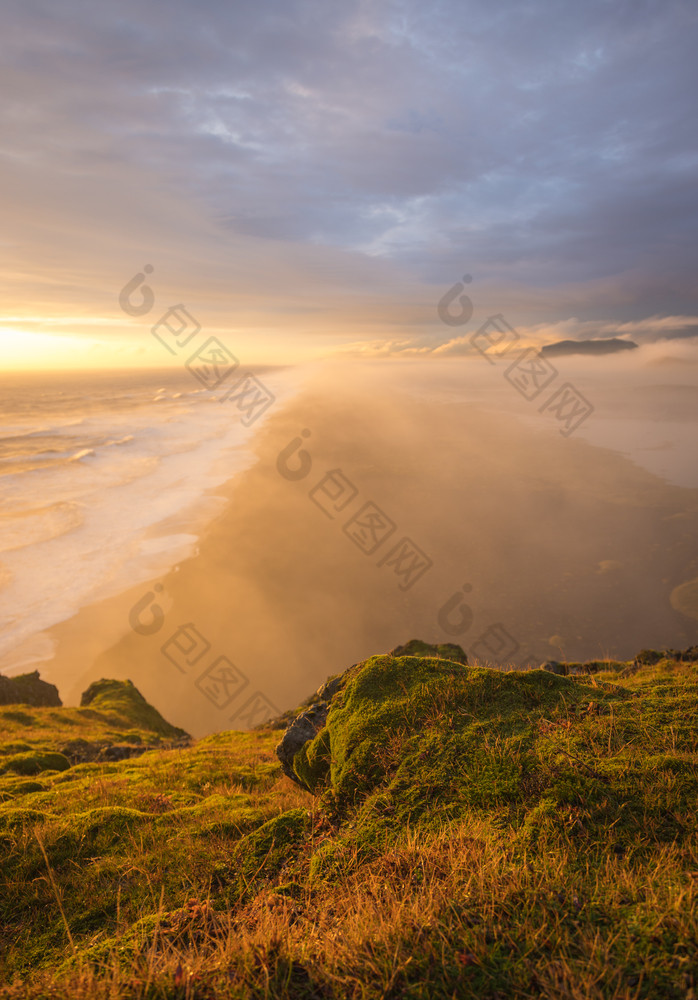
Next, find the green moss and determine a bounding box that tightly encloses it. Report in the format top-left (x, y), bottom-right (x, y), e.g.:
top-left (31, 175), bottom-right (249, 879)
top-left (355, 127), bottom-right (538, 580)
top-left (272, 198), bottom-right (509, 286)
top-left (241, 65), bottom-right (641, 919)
top-left (0, 751), bottom-right (70, 776)
top-left (79, 679), bottom-right (188, 738)
top-left (74, 805), bottom-right (148, 832)
top-left (0, 741), bottom-right (33, 756)
top-left (0, 806), bottom-right (56, 829)
top-left (1, 654), bottom-right (697, 996)
top-left (296, 656), bottom-right (587, 812)
top-left (308, 835), bottom-right (372, 882)
top-left (0, 712), bottom-right (35, 727)
top-left (3, 779), bottom-right (46, 796)
top-left (293, 725), bottom-right (331, 792)
top-left (190, 806), bottom-right (266, 839)
top-left (233, 809), bottom-right (310, 884)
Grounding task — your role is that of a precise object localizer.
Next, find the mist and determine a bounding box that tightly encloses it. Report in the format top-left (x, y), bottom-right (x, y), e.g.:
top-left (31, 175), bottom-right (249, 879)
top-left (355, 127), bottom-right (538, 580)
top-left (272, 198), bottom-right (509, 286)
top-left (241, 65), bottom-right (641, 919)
top-left (35, 346), bottom-right (696, 737)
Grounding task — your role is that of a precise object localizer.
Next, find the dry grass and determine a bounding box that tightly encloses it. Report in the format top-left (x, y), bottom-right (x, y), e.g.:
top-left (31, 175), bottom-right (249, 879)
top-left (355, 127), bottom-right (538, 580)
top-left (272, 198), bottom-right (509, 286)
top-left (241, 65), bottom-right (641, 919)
top-left (1, 658), bottom-right (697, 999)
top-left (3, 818), bottom-right (695, 999)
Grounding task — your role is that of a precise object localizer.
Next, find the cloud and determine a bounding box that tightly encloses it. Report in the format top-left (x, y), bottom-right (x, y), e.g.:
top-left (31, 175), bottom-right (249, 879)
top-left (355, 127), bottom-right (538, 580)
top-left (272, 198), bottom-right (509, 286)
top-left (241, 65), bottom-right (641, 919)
top-left (337, 313), bottom-right (698, 359)
top-left (1, 0), bottom-right (697, 362)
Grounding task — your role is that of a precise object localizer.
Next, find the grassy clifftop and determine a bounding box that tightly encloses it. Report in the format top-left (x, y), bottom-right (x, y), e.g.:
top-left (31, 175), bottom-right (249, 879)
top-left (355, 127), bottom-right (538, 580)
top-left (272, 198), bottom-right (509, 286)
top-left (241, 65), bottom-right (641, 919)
top-left (0, 653), bottom-right (696, 999)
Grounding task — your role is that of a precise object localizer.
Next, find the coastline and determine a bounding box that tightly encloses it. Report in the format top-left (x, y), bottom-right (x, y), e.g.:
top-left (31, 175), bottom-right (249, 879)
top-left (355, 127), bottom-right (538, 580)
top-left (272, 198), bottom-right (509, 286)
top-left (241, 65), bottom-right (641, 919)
top-left (21, 362), bottom-right (698, 737)
top-left (0, 364), bottom-right (305, 678)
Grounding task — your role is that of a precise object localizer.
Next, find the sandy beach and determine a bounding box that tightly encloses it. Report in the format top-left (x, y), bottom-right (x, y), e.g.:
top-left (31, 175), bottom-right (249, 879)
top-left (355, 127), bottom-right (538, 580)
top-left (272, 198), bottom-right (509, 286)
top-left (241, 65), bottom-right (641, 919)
top-left (26, 360), bottom-right (697, 738)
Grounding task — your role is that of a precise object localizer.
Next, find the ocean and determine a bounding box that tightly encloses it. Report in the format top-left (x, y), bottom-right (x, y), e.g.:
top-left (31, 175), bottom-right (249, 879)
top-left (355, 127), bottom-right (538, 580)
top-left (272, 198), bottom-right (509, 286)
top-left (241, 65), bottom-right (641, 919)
top-left (0, 366), bottom-right (298, 674)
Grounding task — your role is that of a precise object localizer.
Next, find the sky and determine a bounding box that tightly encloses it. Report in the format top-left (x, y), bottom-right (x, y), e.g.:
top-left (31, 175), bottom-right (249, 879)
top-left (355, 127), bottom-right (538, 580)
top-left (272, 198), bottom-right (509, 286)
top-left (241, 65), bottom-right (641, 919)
top-left (1, 0), bottom-right (698, 369)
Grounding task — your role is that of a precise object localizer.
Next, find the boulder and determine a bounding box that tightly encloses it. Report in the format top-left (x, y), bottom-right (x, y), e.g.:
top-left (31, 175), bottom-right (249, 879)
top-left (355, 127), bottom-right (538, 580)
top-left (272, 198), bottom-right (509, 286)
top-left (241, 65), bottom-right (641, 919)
top-left (541, 660), bottom-right (567, 676)
top-left (276, 703), bottom-right (331, 782)
top-left (276, 640), bottom-right (469, 788)
top-left (282, 652), bottom-right (608, 823)
top-left (389, 639), bottom-right (468, 665)
top-left (634, 649), bottom-right (664, 666)
top-left (635, 647), bottom-right (698, 666)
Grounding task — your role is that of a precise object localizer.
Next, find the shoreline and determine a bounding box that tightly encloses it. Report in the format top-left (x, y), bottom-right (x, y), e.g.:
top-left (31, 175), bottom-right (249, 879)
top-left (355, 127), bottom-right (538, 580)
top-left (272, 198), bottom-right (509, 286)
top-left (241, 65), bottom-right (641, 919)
top-left (9, 362), bottom-right (695, 738)
top-left (0, 364), bottom-right (310, 677)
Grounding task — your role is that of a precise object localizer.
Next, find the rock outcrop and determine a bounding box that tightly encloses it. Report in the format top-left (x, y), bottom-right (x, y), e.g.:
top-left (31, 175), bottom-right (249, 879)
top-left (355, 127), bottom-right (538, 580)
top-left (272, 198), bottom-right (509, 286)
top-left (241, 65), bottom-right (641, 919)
top-left (275, 669), bottom-right (361, 781)
top-left (79, 678), bottom-right (189, 740)
top-left (276, 639), bottom-right (468, 787)
top-left (275, 642), bottom-right (698, 801)
top-left (541, 660), bottom-right (566, 675)
top-left (388, 639), bottom-right (469, 664)
top-left (541, 647), bottom-right (698, 676)
top-left (0, 670), bottom-right (62, 707)
top-left (635, 646), bottom-right (698, 665)
top-left (275, 649), bottom-right (625, 822)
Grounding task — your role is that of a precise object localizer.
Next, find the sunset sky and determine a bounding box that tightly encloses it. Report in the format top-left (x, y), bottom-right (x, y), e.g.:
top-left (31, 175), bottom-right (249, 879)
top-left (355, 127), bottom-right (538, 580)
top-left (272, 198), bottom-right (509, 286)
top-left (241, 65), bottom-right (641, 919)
top-left (2, 0), bottom-right (698, 369)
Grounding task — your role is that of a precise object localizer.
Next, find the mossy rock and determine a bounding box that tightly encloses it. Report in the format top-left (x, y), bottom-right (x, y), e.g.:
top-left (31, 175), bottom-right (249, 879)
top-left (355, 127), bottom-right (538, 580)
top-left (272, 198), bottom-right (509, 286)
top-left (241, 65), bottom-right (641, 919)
top-left (294, 725), bottom-right (332, 792)
top-left (79, 679), bottom-right (189, 739)
top-left (267, 640), bottom-right (468, 735)
top-left (0, 750), bottom-right (70, 776)
top-left (57, 738), bottom-right (100, 764)
top-left (543, 659), bottom-right (629, 676)
top-left (389, 639), bottom-right (468, 664)
top-left (541, 660), bottom-right (566, 675)
top-left (291, 655), bottom-right (621, 821)
top-left (635, 649), bottom-right (664, 666)
top-left (0, 670), bottom-right (61, 707)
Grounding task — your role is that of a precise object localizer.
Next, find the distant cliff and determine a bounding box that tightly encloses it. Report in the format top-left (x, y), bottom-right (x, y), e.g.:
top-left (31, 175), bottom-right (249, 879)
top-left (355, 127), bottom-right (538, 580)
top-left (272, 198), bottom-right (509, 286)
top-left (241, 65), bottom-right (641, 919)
top-left (541, 337), bottom-right (638, 357)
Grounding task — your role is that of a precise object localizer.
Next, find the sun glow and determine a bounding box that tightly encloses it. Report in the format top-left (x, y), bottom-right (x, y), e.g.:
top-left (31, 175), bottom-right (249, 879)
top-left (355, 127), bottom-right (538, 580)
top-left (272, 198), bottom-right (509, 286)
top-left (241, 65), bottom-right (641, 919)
top-left (0, 323), bottom-right (168, 372)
